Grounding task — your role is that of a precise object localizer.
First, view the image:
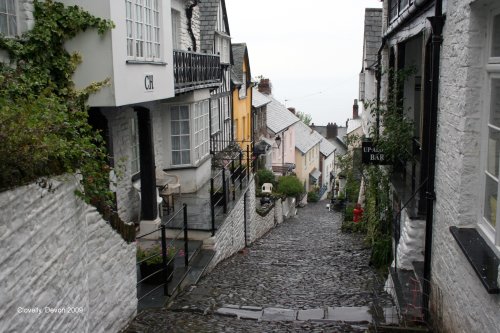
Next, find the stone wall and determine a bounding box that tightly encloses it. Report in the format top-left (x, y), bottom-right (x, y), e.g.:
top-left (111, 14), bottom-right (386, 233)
top-left (430, 0), bottom-right (500, 332)
top-left (0, 176), bottom-right (137, 333)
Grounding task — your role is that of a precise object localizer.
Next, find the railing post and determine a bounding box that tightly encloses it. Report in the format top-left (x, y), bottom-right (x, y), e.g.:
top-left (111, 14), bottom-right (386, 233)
top-left (210, 178), bottom-right (215, 236)
top-left (239, 151), bottom-right (243, 191)
top-left (231, 160), bottom-right (236, 201)
top-left (161, 224), bottom-right (169, 296)
top-left (222, 167), bottom-right (227, 214)
top-left (183, 204), bottom-right (189, 268)
top-left (246, 146), bottom-right (250, 180)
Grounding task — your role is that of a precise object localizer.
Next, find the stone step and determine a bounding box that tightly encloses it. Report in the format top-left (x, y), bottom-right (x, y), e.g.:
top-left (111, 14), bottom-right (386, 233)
top-left (180, 249), bottom-right (216, 288)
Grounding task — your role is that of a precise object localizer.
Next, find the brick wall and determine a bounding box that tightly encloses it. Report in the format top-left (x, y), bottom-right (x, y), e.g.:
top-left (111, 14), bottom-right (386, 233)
top-left (0, 176), bottom-right (137, 333)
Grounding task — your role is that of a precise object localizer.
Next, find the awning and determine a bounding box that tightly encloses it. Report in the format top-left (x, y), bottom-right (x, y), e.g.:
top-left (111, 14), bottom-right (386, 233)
top-left (310, 169), bottom-right (321, 180)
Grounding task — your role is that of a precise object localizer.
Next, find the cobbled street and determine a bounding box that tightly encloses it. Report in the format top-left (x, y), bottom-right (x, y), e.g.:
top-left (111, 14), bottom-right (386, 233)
top-left (124, 201), bottom-right (393, 333)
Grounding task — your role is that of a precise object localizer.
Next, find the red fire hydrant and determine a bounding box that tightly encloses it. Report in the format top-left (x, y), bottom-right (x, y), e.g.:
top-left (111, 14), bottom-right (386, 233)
top-left (353, 203), bottom-right (363, 223)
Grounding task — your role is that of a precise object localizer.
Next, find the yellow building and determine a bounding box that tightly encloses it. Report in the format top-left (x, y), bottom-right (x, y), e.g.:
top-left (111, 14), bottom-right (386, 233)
top-left (294, 121), bottom-right (322, 192)
top-left (231, 43), bottom-right (252, 154)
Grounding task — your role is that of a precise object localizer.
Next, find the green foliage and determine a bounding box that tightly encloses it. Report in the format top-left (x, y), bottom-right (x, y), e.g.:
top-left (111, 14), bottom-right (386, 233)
top-left (256, 169), bottom-right (275, 186)
top-left (277, 175), bottom-right (304, 197)
top-left (296, 111), bottom-right (312, 126)
top-left (365, 67), bottom-right (415, 164)
top-left (307, 190), bottom-right (319, 202)
top-left (0, 1), bottom-right (114, 208)
top-left (137, 244), bottom-right (177, 265)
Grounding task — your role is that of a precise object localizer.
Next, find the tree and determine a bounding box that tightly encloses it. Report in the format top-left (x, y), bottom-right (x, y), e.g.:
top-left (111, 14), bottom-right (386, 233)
top-left (277, 175), bottom-right (304, 197)
top-left (296, 111), bottom-right (312, 126)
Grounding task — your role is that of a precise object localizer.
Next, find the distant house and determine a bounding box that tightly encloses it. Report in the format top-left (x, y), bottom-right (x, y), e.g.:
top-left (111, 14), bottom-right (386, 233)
top-left (231, 43), bottom-right (252, 155)
top-left (310, 127), bottom-right (337, 197)
top-left (293, 121), bottom-right (322, 194)
top-left (257, 79), bottom-right (299, 175)
top-left (252, 87), bottom-right (272, 170)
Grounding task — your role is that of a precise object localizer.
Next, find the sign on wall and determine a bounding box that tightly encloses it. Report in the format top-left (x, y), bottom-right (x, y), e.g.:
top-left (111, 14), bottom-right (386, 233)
top-left (362, 140), bottom-right (388, 165)
top-left (144, 73), bottom-right (154, 92)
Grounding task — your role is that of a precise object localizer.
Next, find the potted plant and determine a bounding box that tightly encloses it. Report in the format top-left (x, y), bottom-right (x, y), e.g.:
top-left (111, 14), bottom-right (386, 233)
top-left (137, 244), bottom-right (176, 284)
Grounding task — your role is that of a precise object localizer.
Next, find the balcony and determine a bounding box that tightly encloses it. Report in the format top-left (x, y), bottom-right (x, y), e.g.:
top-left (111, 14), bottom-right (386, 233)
top-left (173, 50), bottom-right (222, 94)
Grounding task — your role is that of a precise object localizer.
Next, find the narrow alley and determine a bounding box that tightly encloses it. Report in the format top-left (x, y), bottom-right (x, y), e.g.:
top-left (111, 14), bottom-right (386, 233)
top-left (124, 201), bottom-right (393, 332)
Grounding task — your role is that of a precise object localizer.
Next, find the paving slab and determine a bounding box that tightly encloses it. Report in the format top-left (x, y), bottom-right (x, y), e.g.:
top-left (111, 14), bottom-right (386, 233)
top-left (216, 307), bottom-right (262, 320)
top-left (297, 308), bottom-right (325, 321)
top-left (261, 307), bottom-right (297, 321)
top-left (326, 306), bottom-right (372, 323)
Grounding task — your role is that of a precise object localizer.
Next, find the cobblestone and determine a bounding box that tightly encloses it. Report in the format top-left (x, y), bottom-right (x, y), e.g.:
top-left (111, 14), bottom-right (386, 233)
top-left (124, 201), bottom-right (393, 332)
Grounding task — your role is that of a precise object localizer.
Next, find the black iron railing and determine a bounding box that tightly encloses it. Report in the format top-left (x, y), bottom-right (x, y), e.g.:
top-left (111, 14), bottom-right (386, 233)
top-left (135, 204), bottom-right (189, 300)
top-left (209, 145), bottom-right (255, 236)
top-left (173, 50), bottom-right (221, 92)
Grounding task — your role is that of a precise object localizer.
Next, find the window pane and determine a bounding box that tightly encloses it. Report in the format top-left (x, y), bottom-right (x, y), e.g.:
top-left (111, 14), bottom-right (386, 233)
top-left (181, 136), bottom-right (190, 149)
top-left (180, 120), bottom-right (189, 134)
top-left (0, 15), bottom-right (7, 35)
top-left (171, 107), bottom-right (179, 120)
top-left (171, 122), bottom-right (179, 135)
top-left (487, 128), bottom-right (500, 176)
top-left (8, 15), bottom-right (15, 35)
top-left (172, 151), bottom-right (181, 165)
top-left (491, 79), bottom-right (500, 127)
top-left (180, 105), bottom-right (189, 119)
top-left (181, 151), bottom-right (190, 164)
top-left (484, 174), bottom-right (498, 228)
top-left (492, 14), bottom-right (500, 57)
top-left (0, 1), bottom-right (6, 12)
top-left (172, 136), bottom-right (180, 150)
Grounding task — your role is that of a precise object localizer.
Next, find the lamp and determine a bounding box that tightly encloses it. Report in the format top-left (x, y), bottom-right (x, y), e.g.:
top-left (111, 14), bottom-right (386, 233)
top-left (275, 135), bottom-right (281, 149)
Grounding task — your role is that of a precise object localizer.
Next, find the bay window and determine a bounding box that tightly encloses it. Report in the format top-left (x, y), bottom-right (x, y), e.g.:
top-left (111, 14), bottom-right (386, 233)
top-left (126, 0), bottom-right (161, 60)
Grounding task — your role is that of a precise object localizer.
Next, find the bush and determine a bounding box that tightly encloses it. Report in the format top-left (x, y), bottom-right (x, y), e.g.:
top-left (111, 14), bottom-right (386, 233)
top-left (277, 175), bottom-right (304, 197)
top-left (256, 169), bottom-right (275, 186)
top-left (307, 191), bottom-right (319, 202)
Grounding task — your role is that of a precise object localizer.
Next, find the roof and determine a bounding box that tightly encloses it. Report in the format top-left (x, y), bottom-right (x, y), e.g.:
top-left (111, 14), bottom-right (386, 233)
top-left (294, 121), bottom-right (322, 154)
top-left (252, 87), bottom-right (271, 108)
top-left (231, 43), bottom-right (246, 85)
top-left (315, 132), bottom-right (336, 157)
top-left (267, 96), bottom-right (299, 134)
top-left (310, 168), bottom-right (321, 180)
top-left (199, 0), bottom-right (230, 53)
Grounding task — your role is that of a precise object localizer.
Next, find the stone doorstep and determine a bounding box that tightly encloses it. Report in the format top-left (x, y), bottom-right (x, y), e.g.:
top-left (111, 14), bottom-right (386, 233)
top-left (215, 306), bottom-right (374, 323)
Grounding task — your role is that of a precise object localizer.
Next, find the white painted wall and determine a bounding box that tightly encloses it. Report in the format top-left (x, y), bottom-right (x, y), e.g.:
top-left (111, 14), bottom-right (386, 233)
top-left (61, 0), bottom-right (175, 106)
top-left (0, 176), bottom-right (137, 333)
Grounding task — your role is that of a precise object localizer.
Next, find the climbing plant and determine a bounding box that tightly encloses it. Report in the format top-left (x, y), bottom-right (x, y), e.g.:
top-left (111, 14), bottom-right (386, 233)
top-left (0, 1), bottom-right (116, 209)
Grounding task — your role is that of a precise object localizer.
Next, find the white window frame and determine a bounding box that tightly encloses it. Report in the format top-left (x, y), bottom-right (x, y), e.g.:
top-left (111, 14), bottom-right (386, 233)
top-left (171, 9), bottom-right (180, 50)
top-left (0, 0), bottom-right (18, 37)
top-left (480, 9), bottom-right (500, 247)
top-left (239, 72), bottom-right (247, 99)
top-left (131, 114), bottom-right (140, 175)
top-left (215, 34), bottom-right (230, 64)
top-left (193, 100), bottom-right (210, 163)
top-left (126, 0), bottom-right (161, 61)
top-left (211, 99), bottom-right (220, 134)
top-left (170, 105), bottom-right (191, 166)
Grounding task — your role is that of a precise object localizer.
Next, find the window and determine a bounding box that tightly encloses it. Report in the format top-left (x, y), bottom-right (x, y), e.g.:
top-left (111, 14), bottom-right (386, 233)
top-left (239, 73), bottom-right (247, 99)
top-left (0, 0), bottom-right (17, 37)
top-left (215, 35), bottom-right (230, 64)
top-left (389, 0), bottom-right (412, 22)
top-left (222, 96), bottom-right (230, 119)
top-left (171, 105), bottom-right (190, 165)
top-left (481, 11), bottom-right (500, 244)
top-left (211, 99), bottom-right (220, 134)
top-left (131, 114), bottom-right (140, 175)
top-left (171, 9), bottom-right (180, 49)
top-left (194, 100), bottom-right (210, 163)
top-left (126, 0), bottom-right (161, 60)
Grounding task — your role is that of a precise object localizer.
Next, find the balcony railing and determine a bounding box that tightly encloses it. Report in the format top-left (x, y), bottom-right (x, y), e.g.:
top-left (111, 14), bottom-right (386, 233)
top-left (173, 50), bottom-right (221, 93)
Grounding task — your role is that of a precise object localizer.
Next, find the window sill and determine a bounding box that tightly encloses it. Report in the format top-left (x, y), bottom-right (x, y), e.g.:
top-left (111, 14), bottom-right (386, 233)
top-left (450, 226), bottom-right (500, 294)
top-left (126, 59), bottom-right (167, 66)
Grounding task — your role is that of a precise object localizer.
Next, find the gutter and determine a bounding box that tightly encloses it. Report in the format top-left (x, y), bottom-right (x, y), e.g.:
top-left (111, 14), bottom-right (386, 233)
top-left (384, 0), bottom-right (434, 40)
top-left (422, 0), bottom-right (445, 325)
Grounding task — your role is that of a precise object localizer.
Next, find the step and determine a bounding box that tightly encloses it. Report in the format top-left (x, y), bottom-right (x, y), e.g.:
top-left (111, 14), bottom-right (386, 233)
top-left (180, 249), bottom-right (216, 288)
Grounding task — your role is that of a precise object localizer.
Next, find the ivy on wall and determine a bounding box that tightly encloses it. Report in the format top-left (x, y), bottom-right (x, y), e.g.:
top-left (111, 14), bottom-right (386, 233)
top-left (0, 1), bottom-right (136, 239)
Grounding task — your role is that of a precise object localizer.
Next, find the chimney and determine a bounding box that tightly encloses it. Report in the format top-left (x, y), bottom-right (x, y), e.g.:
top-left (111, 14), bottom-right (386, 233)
top-left (288, 107), bottom-right (296, 114)
top-left (353, 99), bottom-right (359, 119)
top-left (258, 78), bottom-right (272, 95)
top-left (326, 122), bottom-right (338, 139)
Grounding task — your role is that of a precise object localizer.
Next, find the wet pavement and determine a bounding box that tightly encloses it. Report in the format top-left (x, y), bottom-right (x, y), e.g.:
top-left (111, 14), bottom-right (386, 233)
top-left (124, 200), bottom-right (394, 332)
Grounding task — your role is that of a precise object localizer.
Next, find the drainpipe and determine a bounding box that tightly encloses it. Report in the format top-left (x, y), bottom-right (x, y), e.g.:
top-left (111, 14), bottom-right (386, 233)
top-left (375, 37), bottom-right (387, 141)
top-left (422, 0), bottom-right (444, 325)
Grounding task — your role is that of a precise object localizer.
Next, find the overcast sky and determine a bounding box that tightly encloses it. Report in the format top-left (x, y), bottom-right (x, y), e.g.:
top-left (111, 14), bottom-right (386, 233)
top-left (225, 0), bottom-right (382, 126)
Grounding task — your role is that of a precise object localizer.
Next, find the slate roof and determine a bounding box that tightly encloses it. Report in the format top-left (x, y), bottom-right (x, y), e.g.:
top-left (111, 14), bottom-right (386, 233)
top-left (199, 0), bottom-right (230, 53)
top-left (231, 43), bottom-right (246, 85)
top-left (294, 121), bottom-right (322, 154)
top-left (267, 96), bottom-right (299, 134)
top-left (252, 87), bottom-right (271, 108)
top-left (313, 131), bottom-right (336, 157)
